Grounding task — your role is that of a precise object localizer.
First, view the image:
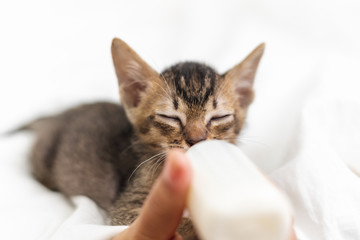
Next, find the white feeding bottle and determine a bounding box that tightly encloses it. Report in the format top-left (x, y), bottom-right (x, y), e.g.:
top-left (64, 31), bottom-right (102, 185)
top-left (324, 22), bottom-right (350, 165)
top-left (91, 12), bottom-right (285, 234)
top-left (186, 140), bottom-right (292, 240)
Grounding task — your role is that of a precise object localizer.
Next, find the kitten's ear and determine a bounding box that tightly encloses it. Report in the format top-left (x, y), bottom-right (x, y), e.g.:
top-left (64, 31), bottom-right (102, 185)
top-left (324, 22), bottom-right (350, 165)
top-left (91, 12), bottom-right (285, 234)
top-left (223, 43), bottom-right (265, 108)
top-left (111, 38), bottom-right (159, 108)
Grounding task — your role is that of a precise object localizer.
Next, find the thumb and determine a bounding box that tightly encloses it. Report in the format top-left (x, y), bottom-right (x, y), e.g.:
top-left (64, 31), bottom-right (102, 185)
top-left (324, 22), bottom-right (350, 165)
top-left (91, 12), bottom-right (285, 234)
top-left (131, 149), bottom-right (192, 240)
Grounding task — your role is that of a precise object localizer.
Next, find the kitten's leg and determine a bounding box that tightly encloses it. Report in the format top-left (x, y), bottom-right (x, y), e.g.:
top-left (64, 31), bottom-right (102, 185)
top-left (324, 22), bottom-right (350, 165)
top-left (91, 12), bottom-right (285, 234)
top-left (110, 156), bottom-right (164, 225)
top-left (54, 157), bottom-right (119, 210)
top-left (110, 179), bottom-right (151, 225)
top-left (30, 115), bottom-right (121, 210)
top-left (29, 119), bottom-right (62, 191)
top-left (178, 218), bottom-right (200, 240)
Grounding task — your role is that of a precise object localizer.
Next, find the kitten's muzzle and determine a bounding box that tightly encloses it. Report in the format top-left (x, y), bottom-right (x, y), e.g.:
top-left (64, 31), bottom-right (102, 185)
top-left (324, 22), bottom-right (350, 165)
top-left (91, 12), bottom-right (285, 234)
top-left (185, 134), bottom-right (208, 146)
top-left (185, 122), bottom-right (208, 146)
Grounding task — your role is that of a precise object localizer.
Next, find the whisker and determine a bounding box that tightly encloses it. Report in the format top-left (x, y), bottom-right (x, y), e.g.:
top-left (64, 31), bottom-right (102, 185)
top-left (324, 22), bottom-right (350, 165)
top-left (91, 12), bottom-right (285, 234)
top-left (148, 154), bottom-right (163, 178)
top-left (128, 151), bottom-right (167, 182)
top-left (238, 136), bottom-right (269, 147)
top-left (148, 155), bottom-right (166, 180)
top-left (238, 135), bottom-right (264, 141)
top-left (218, 137), bottom-right (269, 148)
top-left (153, 156), bottom-right (166, 178)
top-left (120, 139), bottom-right (141, 155)
top-left (152, 81), bottom-right (173, 101)
top-left (238, 139), bottom-right (270, 148)
top-left (159, 73), bottom-right (172, 94)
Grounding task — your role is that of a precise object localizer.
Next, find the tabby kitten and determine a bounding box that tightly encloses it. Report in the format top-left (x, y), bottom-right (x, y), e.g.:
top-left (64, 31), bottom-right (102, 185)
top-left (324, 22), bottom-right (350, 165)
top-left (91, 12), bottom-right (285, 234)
top-left (24, 38), bottom-right (264, 239)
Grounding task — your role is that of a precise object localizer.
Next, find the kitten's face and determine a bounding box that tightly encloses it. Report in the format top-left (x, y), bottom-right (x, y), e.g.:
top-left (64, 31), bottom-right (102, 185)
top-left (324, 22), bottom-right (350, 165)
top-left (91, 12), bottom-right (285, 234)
top-left (111, 39), bottom-right (264, 153)
top-left (134, 63), bottom-right (245, 151)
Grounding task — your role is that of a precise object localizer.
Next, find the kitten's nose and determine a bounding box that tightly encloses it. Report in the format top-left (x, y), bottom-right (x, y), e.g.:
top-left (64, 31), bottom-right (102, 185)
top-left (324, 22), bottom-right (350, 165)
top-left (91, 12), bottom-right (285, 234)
top-left (186, 137), bottom-right (207, 146)
top-left (185, 133), bottom-right (207, 146)
top-left (185, 122), bottom-right (208, 146)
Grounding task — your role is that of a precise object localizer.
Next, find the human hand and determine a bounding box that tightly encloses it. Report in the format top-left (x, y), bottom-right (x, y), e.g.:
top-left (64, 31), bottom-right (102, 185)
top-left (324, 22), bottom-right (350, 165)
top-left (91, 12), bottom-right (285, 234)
top-left (112, 149), bottom-right (297, 240)
top-left (112, 149), bottom-right (192, 240)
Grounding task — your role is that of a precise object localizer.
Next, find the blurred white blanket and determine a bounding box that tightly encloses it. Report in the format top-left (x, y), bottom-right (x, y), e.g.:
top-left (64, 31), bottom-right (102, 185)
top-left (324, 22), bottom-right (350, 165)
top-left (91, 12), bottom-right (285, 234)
top-left (271, 89), bottom-right (360, 239)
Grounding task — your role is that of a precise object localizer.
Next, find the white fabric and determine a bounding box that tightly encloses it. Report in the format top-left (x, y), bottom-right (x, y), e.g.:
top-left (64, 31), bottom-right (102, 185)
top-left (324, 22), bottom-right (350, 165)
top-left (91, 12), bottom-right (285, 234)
top-left (1, 0), bottom-right (360, 239)
top-left (270, 69), bottom-right (360, 239)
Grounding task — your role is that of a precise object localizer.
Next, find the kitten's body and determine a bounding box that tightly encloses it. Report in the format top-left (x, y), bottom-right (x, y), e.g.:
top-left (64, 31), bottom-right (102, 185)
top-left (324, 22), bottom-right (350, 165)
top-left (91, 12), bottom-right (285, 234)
top-left (30, 103), bottom-right (137, 209)
top-left (24, 39), bottom-right (264, 239)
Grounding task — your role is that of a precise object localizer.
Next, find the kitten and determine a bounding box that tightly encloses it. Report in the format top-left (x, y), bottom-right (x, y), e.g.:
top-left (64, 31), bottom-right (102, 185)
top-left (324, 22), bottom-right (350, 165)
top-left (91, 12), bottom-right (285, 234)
top-left (22, 38), bottom-right (264, 239)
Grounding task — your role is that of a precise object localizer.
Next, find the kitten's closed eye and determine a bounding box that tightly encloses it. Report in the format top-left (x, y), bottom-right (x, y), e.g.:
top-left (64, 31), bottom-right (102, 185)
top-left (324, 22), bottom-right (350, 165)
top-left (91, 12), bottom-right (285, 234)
top-left (155, 113), bottom-right (183, 127)
top-left (210, 114), bottom-right (232, 121)
top-left (208, 114), bottom-right (234, 126)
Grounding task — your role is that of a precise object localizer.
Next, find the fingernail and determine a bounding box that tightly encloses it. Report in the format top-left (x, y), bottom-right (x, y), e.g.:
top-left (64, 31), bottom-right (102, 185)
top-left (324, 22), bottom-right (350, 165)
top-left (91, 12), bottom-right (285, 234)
top-left (163, 152), bottom-right (185, 187)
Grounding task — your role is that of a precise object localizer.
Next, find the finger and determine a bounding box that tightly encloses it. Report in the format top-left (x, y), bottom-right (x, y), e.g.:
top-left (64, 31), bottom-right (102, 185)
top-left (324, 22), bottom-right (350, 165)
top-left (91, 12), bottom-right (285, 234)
top-left (172, 232), bottom-right (184, 240)
top-left (132, 149), bottom-right (192, 240)
top-left (288, 227), bottom-right (297, 240)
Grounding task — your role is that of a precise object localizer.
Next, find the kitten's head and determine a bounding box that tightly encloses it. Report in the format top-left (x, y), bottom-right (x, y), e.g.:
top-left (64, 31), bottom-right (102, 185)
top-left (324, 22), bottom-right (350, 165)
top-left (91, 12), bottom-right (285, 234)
top-left (111, 38), bottom-right (264, 152)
